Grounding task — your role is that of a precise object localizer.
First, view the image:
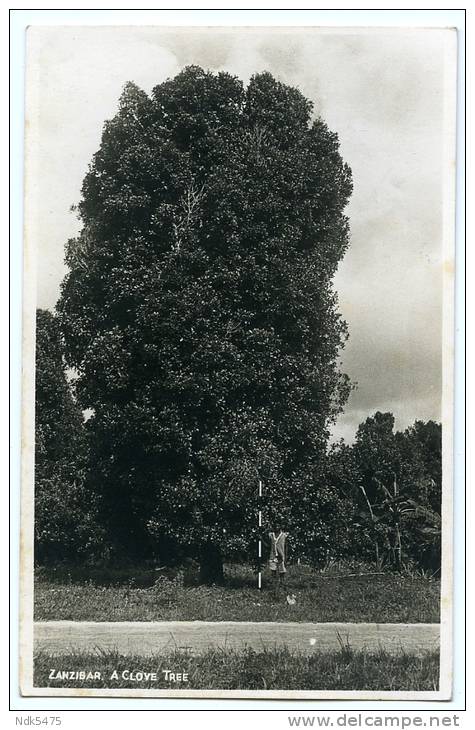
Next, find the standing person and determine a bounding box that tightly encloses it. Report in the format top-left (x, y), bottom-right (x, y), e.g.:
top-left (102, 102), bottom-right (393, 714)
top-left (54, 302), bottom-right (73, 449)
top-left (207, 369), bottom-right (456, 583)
top-left (268, 524), bottom-right (289, 586)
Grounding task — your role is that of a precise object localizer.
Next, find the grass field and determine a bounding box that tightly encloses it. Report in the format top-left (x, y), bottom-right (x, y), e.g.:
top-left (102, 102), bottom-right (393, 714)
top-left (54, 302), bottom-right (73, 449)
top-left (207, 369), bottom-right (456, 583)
top-left (35, 563), bottom-right (440, 623)
top-left (34, 646), bottom-right (439, 691)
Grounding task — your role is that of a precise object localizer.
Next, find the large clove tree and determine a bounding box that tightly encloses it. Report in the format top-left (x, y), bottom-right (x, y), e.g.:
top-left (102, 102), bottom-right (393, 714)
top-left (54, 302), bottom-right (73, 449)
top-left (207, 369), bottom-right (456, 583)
top-left (57, 67), bottom-right (353, 581)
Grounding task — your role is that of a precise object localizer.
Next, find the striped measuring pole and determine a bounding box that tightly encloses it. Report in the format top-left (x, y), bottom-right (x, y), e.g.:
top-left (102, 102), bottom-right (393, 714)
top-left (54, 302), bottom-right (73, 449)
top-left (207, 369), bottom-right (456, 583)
top-left (258, 479), bottom-right (262, 589)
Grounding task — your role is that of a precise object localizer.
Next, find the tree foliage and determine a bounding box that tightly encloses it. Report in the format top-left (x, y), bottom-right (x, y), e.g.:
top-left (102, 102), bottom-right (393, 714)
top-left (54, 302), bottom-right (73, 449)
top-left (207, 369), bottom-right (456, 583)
top-left (57, 67), bottom-right (353, 571)
top-left (328, 413), bottom-right (442, 571)
top-left (35, 309), bottom-right (103, 564)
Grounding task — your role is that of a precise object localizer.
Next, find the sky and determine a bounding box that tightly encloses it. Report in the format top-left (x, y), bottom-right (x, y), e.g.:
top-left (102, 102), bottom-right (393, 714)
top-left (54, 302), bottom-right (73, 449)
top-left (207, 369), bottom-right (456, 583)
top-left (26, 26), bottom-right (455, 442)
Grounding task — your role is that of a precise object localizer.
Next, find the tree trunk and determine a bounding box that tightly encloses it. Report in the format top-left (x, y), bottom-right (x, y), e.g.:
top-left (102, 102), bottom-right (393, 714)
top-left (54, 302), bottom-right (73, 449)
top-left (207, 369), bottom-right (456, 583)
top-left (199, 542), bottom-right (224, 585)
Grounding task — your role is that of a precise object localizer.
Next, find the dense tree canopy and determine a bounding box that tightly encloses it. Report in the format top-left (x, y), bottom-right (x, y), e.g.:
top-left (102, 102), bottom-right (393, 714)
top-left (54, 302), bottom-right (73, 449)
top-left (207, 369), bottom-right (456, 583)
top-left (57, 66), bottom-right (354, 573)
top-left (35, 309), bottom-right (101, 564)
top-left (328, 413), bottom-right (442, 570)
top-left (35, 309), bottom-right (83, 477)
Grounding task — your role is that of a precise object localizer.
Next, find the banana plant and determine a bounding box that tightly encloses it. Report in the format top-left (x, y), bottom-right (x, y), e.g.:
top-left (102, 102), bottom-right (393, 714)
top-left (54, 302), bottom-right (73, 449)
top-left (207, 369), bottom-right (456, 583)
top-left (359, 476), bottom-right (440, 571)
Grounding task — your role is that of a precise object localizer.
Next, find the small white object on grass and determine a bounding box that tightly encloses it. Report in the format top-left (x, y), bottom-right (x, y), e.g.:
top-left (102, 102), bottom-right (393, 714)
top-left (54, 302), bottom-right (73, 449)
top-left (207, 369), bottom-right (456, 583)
top-left (286, 594), bottom-right (297, 605)
top-left (309, 638), bottom-right (317, 646)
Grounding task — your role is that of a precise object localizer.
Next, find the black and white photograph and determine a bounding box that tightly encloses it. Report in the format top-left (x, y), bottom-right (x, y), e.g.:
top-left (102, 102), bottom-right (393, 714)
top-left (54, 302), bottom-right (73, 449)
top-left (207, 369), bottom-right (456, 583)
top-left (19, 24), bottom-right (456, 699)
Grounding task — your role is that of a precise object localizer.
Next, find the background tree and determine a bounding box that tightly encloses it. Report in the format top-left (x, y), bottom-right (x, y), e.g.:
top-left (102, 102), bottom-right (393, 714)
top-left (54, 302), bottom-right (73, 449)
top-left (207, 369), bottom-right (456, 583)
top-left (57, 67), bottom-right (353, 580)
top-left (397, 420), bottom-right (442, 513)
top-left (35, 309), bottom-right (102, 564)
top-left (325, 440), bottom-right (374, 564)
top-left (337, 412), bottom-right (442, 571)
top-left (394, 420), bottom-right (442, 570)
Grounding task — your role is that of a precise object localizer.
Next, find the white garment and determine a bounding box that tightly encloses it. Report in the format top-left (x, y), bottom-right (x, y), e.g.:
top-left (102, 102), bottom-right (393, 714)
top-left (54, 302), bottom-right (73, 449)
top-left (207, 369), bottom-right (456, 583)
top-left (268, 531), bottom-right (288, 573)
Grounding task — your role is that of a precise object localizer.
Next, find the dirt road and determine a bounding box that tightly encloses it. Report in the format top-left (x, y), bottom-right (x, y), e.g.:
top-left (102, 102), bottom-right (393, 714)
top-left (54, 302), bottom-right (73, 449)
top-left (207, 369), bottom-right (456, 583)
top-left (34, 621), bottom-right (439, 657)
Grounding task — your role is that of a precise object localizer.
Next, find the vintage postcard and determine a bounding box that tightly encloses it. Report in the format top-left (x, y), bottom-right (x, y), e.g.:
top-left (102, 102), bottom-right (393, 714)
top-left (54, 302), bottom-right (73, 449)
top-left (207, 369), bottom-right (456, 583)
top-left (19, 25), bottom-right (457, 699)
